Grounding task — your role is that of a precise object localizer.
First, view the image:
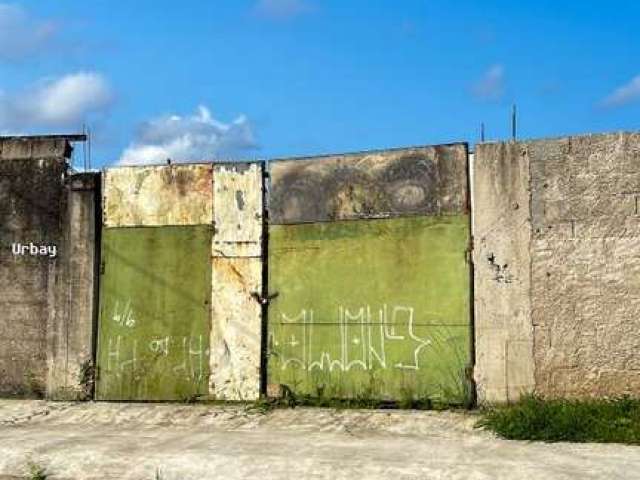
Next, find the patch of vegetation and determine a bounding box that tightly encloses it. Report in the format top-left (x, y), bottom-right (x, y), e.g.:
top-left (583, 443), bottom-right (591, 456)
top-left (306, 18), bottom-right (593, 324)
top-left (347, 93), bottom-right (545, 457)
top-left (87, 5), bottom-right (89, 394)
top-left (253, 384), bottom-right (455, 411)
top-left (245, 397), bottom-right (282, 414)
top-left (27, 461), bottom-right (48, 480)
top-left (78, 359), bottom-right (95, 400)
top-left (23, 370), bottom-right (45, 399)
top-left (477, 394), bottom-right (640, 444)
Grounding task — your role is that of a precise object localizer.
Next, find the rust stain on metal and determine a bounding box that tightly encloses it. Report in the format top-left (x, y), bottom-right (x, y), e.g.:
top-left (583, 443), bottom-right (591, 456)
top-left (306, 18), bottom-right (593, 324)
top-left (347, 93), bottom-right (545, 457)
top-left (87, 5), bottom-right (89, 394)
top-left (103, 164), bottom-right (213, 227)
top-left (210, 256), bottom-right (262, 401)
top-left (269, 144), bottom-right (469, 224)
top-left (212, 163), bottom-right (263, 258)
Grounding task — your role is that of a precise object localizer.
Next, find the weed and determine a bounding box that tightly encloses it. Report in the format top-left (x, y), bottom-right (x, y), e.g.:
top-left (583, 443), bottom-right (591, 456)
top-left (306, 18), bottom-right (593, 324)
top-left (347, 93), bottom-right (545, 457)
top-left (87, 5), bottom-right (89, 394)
top-left (246, 397), bottom-right (279, 414)
top-left (477, 394), bottom-right (640, 444)
top-left (23, 371), bottom-right (44, 399)
top-left (27, 461), bottom-right (48, 480)
top-left (78, 359), bottom-right (95, 400)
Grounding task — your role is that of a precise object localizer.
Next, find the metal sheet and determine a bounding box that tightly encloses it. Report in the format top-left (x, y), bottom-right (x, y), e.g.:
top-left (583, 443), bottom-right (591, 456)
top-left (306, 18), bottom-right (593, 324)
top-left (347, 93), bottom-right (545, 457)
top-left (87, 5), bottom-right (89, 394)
top-left (96, 226), bottom-right (212, 401)
top-left (212, 163), bottom-right (263, 258)
top-left (267, 215), bottom-right (471, 403)
top-left (210, 257), bottom-right (262, 400)
top-left (103, 164), bottom-right (213, 227)
top-left (269, 144), bottom-right (469, 224)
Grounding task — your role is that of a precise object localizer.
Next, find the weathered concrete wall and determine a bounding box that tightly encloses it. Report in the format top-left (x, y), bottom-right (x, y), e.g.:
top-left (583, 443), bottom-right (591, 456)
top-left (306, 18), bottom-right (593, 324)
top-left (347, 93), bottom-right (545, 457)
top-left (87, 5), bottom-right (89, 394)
top-left (0, 137), bottom-right (96, 399)
top-left (47, 173), bottom-right (100, 400)
top-left (475, 132), bottom-right (640, 402)
top-left (473, 143), bottom-right (535, 403)
top-left (0, 138), bottom-right (68, 397)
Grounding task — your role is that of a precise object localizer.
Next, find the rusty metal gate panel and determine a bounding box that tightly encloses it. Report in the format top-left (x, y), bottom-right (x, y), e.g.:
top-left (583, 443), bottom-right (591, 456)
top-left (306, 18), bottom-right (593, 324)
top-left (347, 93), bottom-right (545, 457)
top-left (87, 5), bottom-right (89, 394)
top-left (103, 164), bottom-right (213, 227)
top-left (267, 144), bottom-right (472, 404)
top-left (213, 163), bottom-right (262, 258)
top-left (269, 145), bottom-right (468, 224)
top-left (210, 163), bottom-right (263, 400)
top-left (210, 257), bottom-right (262, 400)
top-left (96, 226), bottom-right (212, 401)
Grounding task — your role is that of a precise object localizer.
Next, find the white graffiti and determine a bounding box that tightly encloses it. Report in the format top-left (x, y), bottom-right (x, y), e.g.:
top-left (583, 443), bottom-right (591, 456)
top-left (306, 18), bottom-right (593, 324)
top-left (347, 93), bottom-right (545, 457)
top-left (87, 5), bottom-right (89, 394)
top-left (112, 300), bottom-right (137, 328)
top-left (149, 337), bottom-right (170, 356)
top-left (270, 304), bottom-right (432, 372)
top-left (172, 335), bottom-right (206, 382)
top-left (104, 334), bottom-right (206, 383)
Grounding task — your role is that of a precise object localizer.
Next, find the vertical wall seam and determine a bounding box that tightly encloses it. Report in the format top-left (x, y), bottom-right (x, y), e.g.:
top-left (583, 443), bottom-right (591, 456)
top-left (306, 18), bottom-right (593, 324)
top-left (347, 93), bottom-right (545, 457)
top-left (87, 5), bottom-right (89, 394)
top-left (260, 160), bottom-right (269, 397)
top-left (525, 141), bottom-right (536, 396)
top-left (467, 145), bottom-right (477, 408)
top-left (65, 183), bottom-right (72, 391)
top-left (91, 175), bottom-right (102, 400)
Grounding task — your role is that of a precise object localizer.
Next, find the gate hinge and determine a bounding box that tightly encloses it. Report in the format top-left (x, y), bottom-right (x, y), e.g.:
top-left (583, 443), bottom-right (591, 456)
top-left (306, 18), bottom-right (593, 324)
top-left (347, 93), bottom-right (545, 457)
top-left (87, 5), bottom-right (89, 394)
top-left (251, 291), bottom-right (279, 305)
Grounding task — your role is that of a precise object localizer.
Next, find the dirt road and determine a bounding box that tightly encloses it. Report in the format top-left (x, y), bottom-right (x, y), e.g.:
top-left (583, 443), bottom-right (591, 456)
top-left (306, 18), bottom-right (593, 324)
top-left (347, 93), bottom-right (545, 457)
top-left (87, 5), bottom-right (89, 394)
top-left (0, 401), bottom-right (637, 480)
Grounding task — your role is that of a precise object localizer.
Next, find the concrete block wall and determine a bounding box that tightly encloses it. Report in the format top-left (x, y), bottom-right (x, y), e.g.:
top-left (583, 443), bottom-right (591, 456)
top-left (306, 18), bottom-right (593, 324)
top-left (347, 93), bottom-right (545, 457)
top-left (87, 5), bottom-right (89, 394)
top-left (475, 132), bottom-right (640, 402)
top-left (0, 136), bottom-right (98, 399)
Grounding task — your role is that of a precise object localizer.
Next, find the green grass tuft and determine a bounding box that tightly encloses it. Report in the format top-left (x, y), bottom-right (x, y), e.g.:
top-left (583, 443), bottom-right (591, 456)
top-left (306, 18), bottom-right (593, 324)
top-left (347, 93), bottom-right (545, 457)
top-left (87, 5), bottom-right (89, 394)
top-left (27, 461), bottom-right (48, 480)
top-left (477, 394), bottom-right (640, 444)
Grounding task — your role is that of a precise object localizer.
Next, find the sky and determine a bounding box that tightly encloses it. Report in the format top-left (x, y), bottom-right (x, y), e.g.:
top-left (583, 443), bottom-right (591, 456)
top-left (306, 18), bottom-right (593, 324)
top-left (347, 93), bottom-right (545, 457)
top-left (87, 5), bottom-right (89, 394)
top-left (0, 0), bottom-right (639, 168)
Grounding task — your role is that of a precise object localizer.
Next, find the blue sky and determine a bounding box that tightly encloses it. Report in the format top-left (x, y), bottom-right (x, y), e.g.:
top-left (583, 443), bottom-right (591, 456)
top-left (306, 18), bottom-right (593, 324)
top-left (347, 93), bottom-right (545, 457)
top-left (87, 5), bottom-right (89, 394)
top-left (0, 0), bottom-right (639, 168)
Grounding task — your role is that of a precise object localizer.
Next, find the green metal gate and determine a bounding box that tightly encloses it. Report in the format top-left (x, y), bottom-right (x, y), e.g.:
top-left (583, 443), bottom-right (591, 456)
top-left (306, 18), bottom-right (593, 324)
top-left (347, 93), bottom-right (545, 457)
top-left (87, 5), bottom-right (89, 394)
top-left (96, 226), bottom-right (212, 401)
top-left (95, 164), bottom-right (214, 401)
top-left (267, 145), bottom-right (472, 404)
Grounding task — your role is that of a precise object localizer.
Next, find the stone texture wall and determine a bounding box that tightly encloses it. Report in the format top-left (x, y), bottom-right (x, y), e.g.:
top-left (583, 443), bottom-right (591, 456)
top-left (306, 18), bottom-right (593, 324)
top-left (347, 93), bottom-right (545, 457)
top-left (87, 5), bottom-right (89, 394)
top-left (475, 132), bottom-right (640, 402)
top-left (530, 132), bottom-right (640, 398)
top-left (0, 136), bottom-right (97, 399)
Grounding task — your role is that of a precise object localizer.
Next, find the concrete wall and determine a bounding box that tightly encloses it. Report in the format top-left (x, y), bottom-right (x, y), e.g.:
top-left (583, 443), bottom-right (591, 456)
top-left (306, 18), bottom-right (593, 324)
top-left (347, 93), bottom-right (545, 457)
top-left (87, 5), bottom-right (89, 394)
top-left (6, 131), bottom-right (640, 404)
top-left (475, 132), bottom-right (640, 402)
top-left (0, 137), bottom-right (97, 399)
top-left (473, 142), bottom-right (535, 403)
top-left (47, 173), bottom-right (100, 400)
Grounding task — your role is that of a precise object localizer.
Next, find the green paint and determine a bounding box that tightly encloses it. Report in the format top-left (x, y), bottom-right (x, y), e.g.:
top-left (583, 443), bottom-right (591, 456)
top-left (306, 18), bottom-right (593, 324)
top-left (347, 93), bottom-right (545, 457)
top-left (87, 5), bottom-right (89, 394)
top-left (268, 215), bottom-right (471, 404)
top-left (96, 226), bottom-right (212, 401)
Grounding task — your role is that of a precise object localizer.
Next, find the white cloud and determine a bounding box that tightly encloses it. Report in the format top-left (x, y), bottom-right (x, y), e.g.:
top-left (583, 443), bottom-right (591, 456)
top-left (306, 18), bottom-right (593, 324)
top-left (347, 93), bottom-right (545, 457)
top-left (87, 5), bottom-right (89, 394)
top-left (600, 75), bottom-right (640, 108)
top-left (254, 0), bottom-right (313, 20)
top-left (118, 106), bottom-right (258, 165)
top-left (472, 64), bottom-right (505, 101)
top-left (0, 72), bottom-right (114, 129)
top-left (0, 3), bottom-right (59, 61)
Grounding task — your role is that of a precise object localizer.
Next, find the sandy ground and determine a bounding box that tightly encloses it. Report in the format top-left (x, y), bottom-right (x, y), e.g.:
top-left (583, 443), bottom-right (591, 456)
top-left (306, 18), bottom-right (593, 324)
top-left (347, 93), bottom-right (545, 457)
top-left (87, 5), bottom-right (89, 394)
top-left (0, 400), bottom-right (638, 480)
